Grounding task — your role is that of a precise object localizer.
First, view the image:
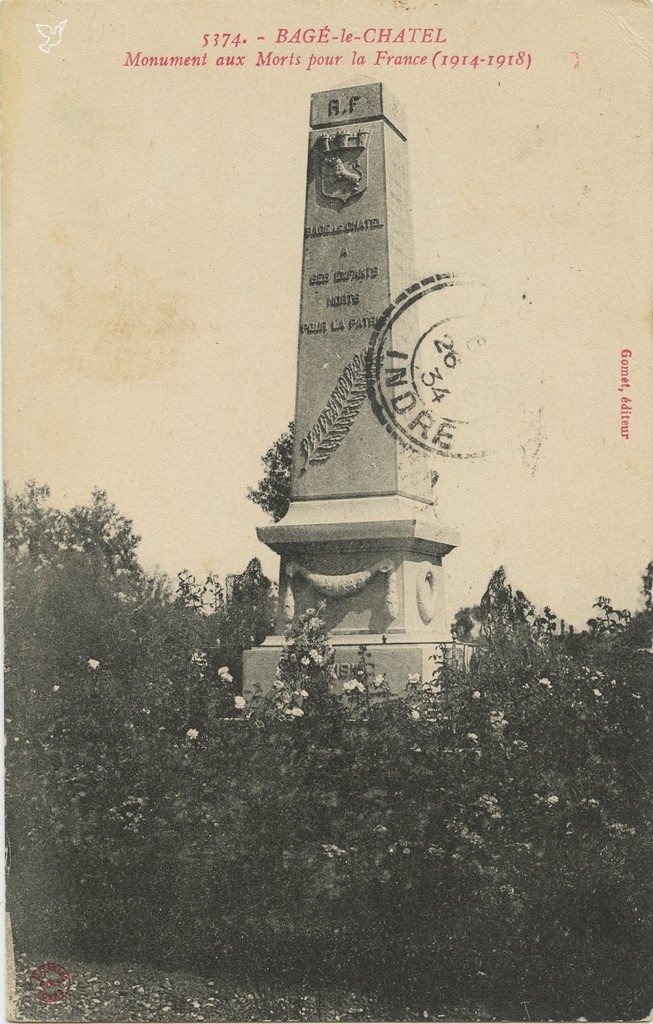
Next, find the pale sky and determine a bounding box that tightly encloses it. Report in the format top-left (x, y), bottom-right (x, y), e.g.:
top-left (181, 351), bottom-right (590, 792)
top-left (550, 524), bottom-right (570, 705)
top-left (3, 0), bottom-right (652, 628)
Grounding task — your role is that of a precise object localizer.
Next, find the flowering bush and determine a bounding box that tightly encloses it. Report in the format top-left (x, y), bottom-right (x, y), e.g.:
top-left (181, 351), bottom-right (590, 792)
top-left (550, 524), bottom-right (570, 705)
top-left (340, 646), bottom-right (392, 719)
top-left (405, 672), bottom-right (443, 720)
top-left (4, 482), bottom-right (270, 952)
top-left (5, 486), bottom-right (652, 1019)
top-left (265, 605), bottom-right (336, 720)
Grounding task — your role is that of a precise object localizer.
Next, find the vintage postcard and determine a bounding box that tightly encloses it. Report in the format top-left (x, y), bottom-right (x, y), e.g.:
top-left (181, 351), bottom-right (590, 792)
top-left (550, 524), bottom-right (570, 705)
top-left (2, 0), bottom-right (652, 1021)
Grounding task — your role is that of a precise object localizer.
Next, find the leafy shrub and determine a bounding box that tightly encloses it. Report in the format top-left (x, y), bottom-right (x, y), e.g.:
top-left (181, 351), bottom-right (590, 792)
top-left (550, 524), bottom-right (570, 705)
top-left (4, 482), bottom-right (272, 953)
top-left (5, 484), bottom-right (652, 1020)
top-left (247, 422), bottom-right (294, 524)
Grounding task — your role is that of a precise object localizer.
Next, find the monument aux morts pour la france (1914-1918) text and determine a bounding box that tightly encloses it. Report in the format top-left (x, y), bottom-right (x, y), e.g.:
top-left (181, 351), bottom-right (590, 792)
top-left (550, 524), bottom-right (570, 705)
top-left (243, 83), bottom-right (460, 694)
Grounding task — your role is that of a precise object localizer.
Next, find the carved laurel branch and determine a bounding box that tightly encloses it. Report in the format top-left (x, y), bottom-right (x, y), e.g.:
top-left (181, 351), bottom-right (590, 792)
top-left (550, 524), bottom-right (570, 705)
top-left (300, 352), bottom-right (368, 468)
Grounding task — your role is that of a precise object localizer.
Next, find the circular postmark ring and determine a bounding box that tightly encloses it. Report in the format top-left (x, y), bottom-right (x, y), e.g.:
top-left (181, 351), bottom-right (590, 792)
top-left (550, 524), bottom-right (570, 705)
top-left (30, 963), bottom-right (71, 1004)
top-left (367, 273), bottom-right (488, 457)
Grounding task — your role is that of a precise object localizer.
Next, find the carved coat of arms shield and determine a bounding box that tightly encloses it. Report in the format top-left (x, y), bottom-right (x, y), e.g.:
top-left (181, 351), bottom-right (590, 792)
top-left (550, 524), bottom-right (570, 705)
top-left (318, 130), bottom-right (370, 206)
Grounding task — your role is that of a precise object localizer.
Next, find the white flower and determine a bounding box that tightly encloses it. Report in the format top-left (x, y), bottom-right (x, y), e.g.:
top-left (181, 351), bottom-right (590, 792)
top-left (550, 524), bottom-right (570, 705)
top-left (467, 733), bottom-right (479, 742)
top-left (234, 695), bottom-right (246, 710)
top-left (290, 706), bottom-right (304, 717)
top-left (218, 666), bottom-right (233, 683)
top-left (593, 689), bottom-right (602, 697)
top-left (343, 679), bottom-right (365, 693)
top-left (478, 794), bottom-right (501, 818)
top-left (87, 659), bottom-right (100, 670)
top-left (52, 685), bottom-right (60, 692)
top-left (374, 674), bottom-right (385, 687)
top-left (322, 843), bottom-right (347, 858)
top-left (301, 656), bottom-right (311, 667)
top-left (186, 728), bottom-right (199, 740)
top-left (539, 677), bottom-right (552, 688)
top-left (610, 822), bottom-right (636, 836)
top-left (472, 690), bottom-right (481, 699)
top-left (300, 689), bottom-right (309, 698)
top-left (410, 709), bottom-right (421, 720)
top-left (546, 795), bottom-right (559, 805)
top-left (408, 673), bottom-right (421, 684)
top-left (309, 649), bottom-right (323, 665)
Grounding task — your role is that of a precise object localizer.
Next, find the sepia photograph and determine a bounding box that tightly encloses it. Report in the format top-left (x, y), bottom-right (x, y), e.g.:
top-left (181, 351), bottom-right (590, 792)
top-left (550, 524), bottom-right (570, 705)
top-left (2, 1), bottom-right (652, 1021)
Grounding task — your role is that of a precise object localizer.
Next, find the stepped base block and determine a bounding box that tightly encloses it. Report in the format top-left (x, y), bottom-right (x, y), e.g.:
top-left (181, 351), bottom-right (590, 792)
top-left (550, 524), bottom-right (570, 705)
top-left (243, 634), bottom-right (454, 699)
top-left (257, 495), bottom-right (459, 554)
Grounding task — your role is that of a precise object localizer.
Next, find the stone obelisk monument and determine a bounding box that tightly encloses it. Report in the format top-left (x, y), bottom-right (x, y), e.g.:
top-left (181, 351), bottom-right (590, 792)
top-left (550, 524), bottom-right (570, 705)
top-left (244, 83), bottom-right (459, 693)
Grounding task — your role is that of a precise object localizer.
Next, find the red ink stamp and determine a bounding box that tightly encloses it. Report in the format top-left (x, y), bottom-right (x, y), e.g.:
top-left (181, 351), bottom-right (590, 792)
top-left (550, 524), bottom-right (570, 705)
top-left (30, 962), bottom-right (71, 1003)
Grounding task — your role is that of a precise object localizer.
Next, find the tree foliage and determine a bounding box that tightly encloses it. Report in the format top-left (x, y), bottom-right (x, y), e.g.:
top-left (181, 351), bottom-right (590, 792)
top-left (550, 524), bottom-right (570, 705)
top-left (451, 566), bottom-right (536, 642)
top-left (247, 421), bottom-right (294, 523)
top-left (4, 480), bottom-right (143, 577)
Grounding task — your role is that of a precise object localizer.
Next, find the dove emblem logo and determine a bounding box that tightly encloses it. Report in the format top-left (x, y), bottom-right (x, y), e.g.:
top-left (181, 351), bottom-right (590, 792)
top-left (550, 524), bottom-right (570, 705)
top-left (36, 20), bottom-right (67, 53)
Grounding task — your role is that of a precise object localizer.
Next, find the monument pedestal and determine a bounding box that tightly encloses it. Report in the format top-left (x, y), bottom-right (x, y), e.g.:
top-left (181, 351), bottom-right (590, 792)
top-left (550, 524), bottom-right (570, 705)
top-left (243, 83), bottom-right (460, 697)
top-left (243, 495), bottom-right (459, 696)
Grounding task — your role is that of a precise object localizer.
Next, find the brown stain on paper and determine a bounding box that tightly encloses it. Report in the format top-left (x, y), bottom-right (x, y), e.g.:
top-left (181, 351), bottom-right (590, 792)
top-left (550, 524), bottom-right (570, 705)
top-left (47, 256), bottom-right (196, 386)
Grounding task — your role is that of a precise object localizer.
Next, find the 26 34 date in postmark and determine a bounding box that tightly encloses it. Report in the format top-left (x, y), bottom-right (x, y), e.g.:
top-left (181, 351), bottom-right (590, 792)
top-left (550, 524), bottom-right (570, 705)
top-left (367, 273), bottom-right (541, 463)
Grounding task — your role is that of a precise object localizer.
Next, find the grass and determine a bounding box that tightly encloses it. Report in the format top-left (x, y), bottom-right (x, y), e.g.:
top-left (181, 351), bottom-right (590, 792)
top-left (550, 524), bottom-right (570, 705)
top-left (10, 952), bottom-right (497, 1022)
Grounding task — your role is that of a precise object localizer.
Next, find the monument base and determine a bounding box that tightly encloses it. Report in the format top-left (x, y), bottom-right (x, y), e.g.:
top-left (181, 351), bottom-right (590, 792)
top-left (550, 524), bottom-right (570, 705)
top-left (243, 495), bottom-right (460, 699)
top-left (243, 632), bottom-right (455, 699)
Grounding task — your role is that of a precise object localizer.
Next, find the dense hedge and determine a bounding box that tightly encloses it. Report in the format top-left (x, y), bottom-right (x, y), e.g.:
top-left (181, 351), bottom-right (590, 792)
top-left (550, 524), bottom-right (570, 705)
top-left (5, 484), bottom-right (653, 1020)
top-left (7, 625), bottom-right (652, 1017)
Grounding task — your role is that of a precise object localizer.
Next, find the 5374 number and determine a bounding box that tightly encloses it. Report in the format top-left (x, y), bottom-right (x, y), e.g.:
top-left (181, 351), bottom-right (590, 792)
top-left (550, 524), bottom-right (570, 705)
top-left (202, 33), bottom-right (246, 47)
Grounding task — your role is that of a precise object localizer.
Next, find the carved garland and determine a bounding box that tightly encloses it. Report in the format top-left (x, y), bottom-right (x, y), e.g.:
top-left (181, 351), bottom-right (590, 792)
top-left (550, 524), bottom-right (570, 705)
top-left (282, 561), bottom-right (397, 624)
